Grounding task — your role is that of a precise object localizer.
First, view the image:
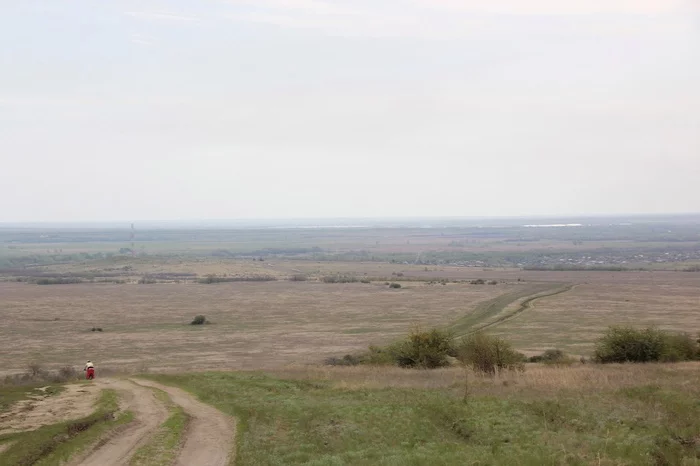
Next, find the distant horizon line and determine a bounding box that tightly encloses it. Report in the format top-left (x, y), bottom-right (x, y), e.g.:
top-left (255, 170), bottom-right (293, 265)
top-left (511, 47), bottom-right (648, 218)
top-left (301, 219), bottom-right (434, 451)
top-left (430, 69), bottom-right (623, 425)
top-left (1, 212), bottom-right (699, 229)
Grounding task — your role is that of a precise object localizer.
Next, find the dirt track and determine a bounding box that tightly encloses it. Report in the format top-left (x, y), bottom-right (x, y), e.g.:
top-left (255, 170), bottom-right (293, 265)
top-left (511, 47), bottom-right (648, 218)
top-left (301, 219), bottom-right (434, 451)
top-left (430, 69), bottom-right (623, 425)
top-left (75, 379), bottom-right (235, 466)
top-left (135, 379), bottom-right (236, 466)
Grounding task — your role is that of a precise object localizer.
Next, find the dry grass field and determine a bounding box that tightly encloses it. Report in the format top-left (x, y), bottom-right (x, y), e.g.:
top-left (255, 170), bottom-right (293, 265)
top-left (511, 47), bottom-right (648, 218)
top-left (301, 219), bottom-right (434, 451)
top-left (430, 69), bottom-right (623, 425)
top-left (269, 360), bottom-right (700, 396)
top-left (1, 265), bottom-right (698, 374)
top-left (0, 280), bottom-right (510, 374)
top-left (491, 272), bottom-right (700, 355)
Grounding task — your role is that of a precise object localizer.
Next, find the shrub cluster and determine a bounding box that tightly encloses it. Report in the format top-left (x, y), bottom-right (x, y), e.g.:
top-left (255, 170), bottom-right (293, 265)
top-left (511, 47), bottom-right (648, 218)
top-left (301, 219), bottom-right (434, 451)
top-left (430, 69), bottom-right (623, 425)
top-left (321, 275), bottom-right (359, 283)
top-left (190, 315), bottom-right (207, 325)
top-left (35, 277), bottom-right (83, 285)
top-left (390, 328), bottom-right (455, 368)
top-left (593, 326), bottom-right (700, 363)
top-left (2, 364), bottom-right (82, 386)
top-left (455, 333), bottom-right (525, 375)
top-left (327, 328), bottom-right (456, 369)
top-left (199, 274), bottom-right (277, 284)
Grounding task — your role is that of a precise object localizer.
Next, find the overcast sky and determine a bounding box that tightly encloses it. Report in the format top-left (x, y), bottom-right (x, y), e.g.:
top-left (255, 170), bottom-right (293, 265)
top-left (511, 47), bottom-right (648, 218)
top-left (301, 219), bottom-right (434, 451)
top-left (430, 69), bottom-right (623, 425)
top-left (1, 0), bottom-right (698, 222)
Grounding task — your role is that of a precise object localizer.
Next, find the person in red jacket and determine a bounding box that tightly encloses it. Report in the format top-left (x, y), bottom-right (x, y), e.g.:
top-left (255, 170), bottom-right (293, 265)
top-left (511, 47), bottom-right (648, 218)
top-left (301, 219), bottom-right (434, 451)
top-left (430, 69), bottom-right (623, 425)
top-left (84, 360), bottom-right (95, 380)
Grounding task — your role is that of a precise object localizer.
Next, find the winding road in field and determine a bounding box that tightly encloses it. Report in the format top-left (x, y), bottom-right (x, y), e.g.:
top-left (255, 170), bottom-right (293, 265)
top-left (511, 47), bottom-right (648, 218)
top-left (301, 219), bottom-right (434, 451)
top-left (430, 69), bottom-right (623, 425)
top-left (469, 283), bottom-right (579, 333)
top-left (74, 379), bottom-right (236, 466)
top-left (451, 283), bottom-right (580, 336)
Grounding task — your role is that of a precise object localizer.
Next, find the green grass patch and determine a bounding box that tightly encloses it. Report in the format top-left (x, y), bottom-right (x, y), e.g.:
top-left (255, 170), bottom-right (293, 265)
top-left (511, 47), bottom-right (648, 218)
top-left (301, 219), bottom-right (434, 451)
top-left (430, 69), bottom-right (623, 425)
top-left (130, 389), bottom-right (189, 466)
top-left (145, 371), bottom-right (700, 465)
top-left (0, 389), bottom-right (131, 466)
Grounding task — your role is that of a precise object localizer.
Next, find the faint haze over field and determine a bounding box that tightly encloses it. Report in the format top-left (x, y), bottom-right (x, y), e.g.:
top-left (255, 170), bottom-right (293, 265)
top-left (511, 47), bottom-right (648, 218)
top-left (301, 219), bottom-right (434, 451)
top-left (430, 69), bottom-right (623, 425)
top-left (0, 0), bottom-right (698, 222)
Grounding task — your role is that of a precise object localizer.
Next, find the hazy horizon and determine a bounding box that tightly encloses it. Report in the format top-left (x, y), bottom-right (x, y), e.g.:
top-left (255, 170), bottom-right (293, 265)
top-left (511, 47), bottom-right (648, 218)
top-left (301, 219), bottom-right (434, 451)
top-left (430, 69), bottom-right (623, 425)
top-left (1, 0), bottom-right (698, 222)
top-left (2, 212), bottom-right (700, 231)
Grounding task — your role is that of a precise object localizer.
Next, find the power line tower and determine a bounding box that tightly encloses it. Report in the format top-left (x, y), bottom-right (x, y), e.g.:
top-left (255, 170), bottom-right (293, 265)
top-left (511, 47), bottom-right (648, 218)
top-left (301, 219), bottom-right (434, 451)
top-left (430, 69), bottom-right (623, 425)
top-left (130, 223), bottom-right (135, 256)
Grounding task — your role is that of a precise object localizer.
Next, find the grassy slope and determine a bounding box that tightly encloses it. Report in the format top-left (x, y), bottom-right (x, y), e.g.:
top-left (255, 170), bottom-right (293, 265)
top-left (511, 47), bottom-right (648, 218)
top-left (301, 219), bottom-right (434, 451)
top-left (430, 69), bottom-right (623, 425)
top-left (150, 367), bottom-right (700, 466)
top-left (129, 389), bottom-right (189, 466)
top-left (0, 389), bottom-right (131, 466)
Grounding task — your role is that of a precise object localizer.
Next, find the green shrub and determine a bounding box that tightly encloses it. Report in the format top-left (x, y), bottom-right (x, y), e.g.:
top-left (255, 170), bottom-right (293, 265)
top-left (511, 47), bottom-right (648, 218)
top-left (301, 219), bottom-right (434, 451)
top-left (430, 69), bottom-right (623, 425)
top-left (470, 279), bottom-right (485, 285)
top-left (456, 333), bottom-right (525, 375)
top-left (389, 283), bottom-right (401, 289)
top-left (661, 332), bottom-right (699, 362)
top-left (594, 326), bottom-right (700, 363)
top-left (390, 328), bottom-right (455, 368)
top-left (190, 315), bottom-right (207, 325)
top-left (289, 274), bottom-right (308, 282)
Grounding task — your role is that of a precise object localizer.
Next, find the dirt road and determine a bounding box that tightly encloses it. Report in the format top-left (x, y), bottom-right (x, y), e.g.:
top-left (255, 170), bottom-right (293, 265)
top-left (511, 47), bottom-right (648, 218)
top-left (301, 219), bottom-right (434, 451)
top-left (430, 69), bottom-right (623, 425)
top-left (73, 379), bottom-right (169, 466)
top-left (134, 379), bottom-right (236, 466)
top-left (75, 378), bottom-right (235, 466)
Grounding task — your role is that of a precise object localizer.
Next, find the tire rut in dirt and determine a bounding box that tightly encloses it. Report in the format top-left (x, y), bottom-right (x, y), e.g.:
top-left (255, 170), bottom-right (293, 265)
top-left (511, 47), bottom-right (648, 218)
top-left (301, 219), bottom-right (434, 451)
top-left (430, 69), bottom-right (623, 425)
top-left (72, 379), bottom-right (169, 466)
top-left (132, 379), bottom-right (236, 466)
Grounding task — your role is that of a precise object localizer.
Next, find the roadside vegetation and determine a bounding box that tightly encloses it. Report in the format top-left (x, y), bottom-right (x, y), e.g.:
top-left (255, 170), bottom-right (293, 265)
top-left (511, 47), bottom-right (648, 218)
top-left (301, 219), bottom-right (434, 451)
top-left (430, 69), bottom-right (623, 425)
top-left (2, 364), bottom-right (83, 388)
top-left (0, 389), bottom-right (130, 466)
top-left (150, 362), bottom-right (700, 465)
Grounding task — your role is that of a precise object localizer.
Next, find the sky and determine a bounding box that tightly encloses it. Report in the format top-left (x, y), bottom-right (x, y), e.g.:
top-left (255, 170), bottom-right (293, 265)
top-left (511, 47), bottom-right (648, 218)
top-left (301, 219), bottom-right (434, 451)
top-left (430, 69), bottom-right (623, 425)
top-left (1, 0), bottom-right (698, 222)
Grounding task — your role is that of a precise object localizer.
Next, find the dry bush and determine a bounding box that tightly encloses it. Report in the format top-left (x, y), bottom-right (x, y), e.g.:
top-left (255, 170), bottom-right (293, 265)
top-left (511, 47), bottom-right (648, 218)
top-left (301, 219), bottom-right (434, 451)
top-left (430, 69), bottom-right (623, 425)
top-left (321, 274), bottom-right (358, 283)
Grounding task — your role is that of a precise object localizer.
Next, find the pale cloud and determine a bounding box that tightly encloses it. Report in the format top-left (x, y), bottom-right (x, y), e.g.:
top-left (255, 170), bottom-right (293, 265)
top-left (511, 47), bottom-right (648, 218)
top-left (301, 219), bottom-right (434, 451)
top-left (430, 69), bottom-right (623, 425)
top-left (1, 0), bottom-right (698, 221)
top-left (125, 11), bottom-right (200, 22)
top-left (413, 0), bottom-right (696, 14)
top-left (130, 33), bottom-right (157, 46)
top-left (223, 0), bottom-right (698, 38)
top-left (225, 0), bottom-right (358, 15)
top-left (227, 10), bottom-right (426, 38)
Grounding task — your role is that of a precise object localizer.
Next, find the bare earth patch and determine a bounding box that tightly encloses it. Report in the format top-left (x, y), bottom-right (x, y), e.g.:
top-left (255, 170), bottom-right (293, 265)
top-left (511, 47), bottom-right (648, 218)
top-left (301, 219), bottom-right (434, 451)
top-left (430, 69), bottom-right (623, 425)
top-left (0, 383), bottom-right (99, 435)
